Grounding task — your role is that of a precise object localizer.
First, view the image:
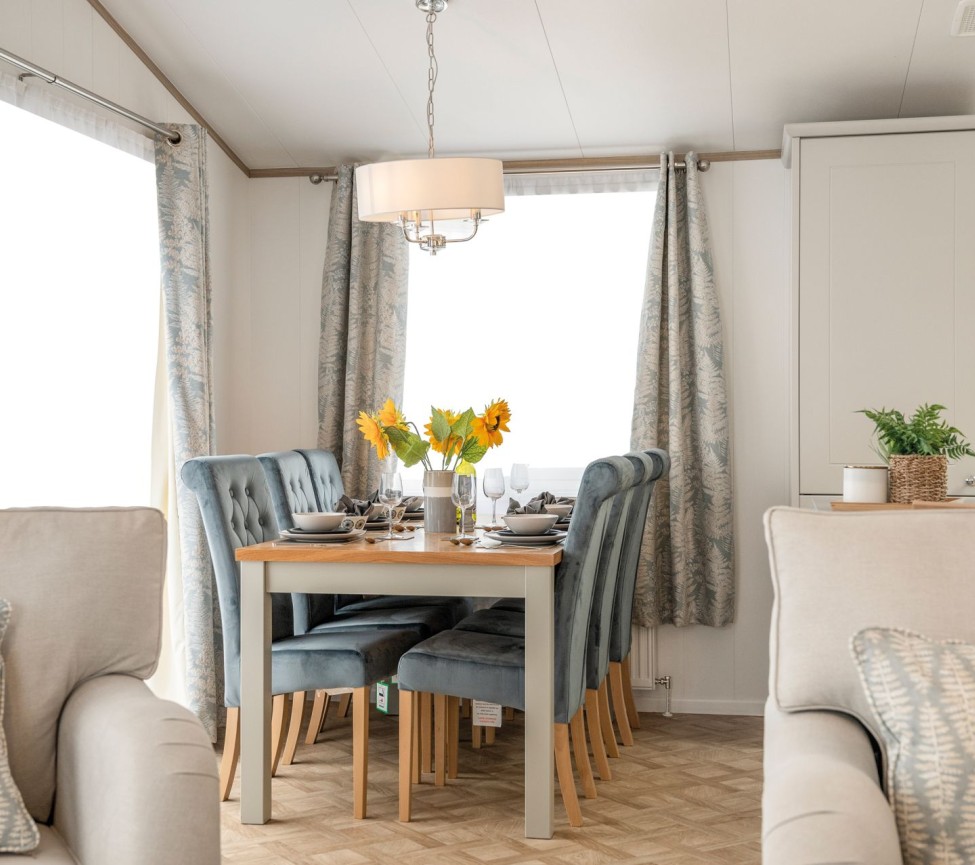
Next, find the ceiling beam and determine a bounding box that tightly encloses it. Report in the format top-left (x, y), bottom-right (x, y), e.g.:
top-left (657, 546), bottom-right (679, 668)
top-left (85, 0), bottom-right (251, 177)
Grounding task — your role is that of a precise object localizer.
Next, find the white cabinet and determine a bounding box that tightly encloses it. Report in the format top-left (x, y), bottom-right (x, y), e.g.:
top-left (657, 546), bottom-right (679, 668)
top-left (785, 117), bottom-right (975, 500)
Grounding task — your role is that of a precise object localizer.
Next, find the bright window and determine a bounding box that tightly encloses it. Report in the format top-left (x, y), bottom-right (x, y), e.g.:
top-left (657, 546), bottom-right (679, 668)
top-left (0, 101), bottom-right (160, 507)
top-left (403, 180), bottom-right (655, 506)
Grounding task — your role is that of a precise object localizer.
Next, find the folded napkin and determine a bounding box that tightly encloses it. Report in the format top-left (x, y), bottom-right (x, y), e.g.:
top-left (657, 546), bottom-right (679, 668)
top-left (507, 492), bottom-right (575, 515)
top-left (337, 493), bottom-right (424, 520)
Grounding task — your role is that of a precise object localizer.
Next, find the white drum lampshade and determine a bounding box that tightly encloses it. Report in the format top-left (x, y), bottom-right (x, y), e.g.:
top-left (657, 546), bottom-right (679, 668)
top-left (355, 157), bottom-right (504, 224)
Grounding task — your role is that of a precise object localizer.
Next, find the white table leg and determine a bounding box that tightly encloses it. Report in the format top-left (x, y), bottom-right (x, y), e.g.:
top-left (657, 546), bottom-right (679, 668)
top-left (523, 565), bottom-right (555, 838)
top-left (240, 560), bottom-right (272, 823)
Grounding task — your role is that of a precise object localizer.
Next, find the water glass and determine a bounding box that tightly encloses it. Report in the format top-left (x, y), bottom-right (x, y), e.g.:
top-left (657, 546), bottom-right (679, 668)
top-left (451, 473), bottom-right (477, 540)
top-left (378, 471), bottom-right (404, 541)
top-left (482, 468), bottom-right (506, 528)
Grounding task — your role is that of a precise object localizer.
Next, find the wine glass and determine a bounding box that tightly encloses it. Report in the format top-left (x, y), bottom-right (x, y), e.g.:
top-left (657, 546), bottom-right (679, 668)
top-left (482, 468), bottom-right (506, 529)
top-left (451, 473), bottom-right (477, 540)
top-left (510, 463), bottom-right (530, 505)
top-left (378, 471), bottom-right (404, 542)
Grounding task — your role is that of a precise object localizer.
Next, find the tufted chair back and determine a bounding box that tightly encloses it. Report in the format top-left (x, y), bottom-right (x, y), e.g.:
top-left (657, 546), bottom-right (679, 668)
top-left (610, 448), bottom-right (669, 664)
top-left (180, 455), bottom-right (293, 707)
top-left (584, 453), bottom-right (648, 690)
top-left (256, 450), bottom-right (337, 634)
top-left (553, 455), bottom-right (634, 724)
top-left (295, 448), bottom-right (345, 510)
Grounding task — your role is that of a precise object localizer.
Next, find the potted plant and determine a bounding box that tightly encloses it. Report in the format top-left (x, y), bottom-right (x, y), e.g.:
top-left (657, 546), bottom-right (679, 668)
top-left (859, 403), bottom-right (975, 502)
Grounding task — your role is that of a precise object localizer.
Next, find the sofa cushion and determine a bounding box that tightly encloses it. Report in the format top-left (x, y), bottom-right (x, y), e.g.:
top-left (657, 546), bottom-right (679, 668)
top-left (0, 507), bottom-right (165, 822)
top-left (764, 507), bottom-right (975, 746)
top-left (0, 599), bottom-right (40, 853)
top-left (852, 627), bottom-right (975, 865)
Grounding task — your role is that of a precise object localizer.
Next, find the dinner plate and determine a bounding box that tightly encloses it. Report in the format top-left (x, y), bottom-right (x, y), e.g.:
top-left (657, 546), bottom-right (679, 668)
top-left (485, 529), bottom-right (567, 546)
top-left (279, 528), bottom-right (366, 543)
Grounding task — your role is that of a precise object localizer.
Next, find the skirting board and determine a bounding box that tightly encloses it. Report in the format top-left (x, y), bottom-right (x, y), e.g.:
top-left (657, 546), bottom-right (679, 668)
top-left (634, 689), bottom-right (766, 717)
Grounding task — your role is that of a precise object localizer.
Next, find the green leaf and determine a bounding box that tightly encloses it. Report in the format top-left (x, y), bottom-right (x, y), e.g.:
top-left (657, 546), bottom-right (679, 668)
top-left (430, 407), bottom-right (451, 443)
top-left (385, 426), bottom-right (430, 468)
top-left (858, 403), bottom-right (975, 462)
top-left (459, 438), bottom-right (488, 465)
top-left (451, 408), bottom-right (476, 442)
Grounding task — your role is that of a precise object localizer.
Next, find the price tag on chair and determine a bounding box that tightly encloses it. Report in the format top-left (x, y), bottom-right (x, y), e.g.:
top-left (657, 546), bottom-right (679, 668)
top-left (472, 700), bottom-right (502, 727)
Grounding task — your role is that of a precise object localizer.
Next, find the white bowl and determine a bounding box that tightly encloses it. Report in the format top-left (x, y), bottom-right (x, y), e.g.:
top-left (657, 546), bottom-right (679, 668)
top-left (502, 513), bottom-right (559, 535)
top-left (542, 503), bottom-right (572, 519)
top-left (292, 512), bottom-right (349, 532)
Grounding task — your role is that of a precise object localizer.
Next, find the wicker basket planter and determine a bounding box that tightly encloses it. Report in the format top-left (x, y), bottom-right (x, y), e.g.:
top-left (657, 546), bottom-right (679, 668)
top-left (887, 454), bottom-right (948, 503)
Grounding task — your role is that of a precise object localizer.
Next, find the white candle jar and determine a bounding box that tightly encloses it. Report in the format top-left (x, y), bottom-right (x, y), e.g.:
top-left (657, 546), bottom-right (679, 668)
top-left (843, 465), bottom-right (889, 503)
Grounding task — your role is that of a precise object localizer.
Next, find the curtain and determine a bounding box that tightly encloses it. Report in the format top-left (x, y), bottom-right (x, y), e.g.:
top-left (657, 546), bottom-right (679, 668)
top-left (630, 152), bottom-right (735, 628)
top-left (318, 165), bottom-right (409, 498)
top-left (155, 125), bottom-right (219, 739)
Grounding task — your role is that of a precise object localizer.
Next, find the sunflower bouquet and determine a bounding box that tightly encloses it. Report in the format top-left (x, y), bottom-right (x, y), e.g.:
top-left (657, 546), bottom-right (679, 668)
top-left (357, 398), bottom-right (511, 470)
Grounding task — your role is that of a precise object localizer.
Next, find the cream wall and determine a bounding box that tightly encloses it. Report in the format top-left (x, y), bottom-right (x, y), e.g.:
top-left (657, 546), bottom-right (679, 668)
top-left (6, 0), bottom-right (789, 715)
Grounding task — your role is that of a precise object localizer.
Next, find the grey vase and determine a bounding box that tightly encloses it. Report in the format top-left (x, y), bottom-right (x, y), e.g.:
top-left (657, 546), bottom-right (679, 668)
top-left (423, 470), bottom-right (456, 533)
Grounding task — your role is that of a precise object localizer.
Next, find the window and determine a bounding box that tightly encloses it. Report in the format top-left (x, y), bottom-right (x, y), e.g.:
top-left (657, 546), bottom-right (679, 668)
top-left (403, 175), bottom-right (655, 506)
top-left (0, 100), bottom-right (160, 507)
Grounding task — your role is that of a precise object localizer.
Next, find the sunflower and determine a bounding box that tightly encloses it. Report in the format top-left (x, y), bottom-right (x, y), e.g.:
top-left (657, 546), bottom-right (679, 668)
top-left (377, 398), bottom-right (407, 430)
top-left (356, 410), bottom-right (390, 460)
top-left (472, 398), bottom-right (511, 448)
top-left (425, 408), bottom-right (462, 457)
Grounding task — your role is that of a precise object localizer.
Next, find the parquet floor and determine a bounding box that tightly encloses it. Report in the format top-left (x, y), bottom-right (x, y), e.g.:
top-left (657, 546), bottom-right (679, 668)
top-left (220, 709), bottom-right (764, 865)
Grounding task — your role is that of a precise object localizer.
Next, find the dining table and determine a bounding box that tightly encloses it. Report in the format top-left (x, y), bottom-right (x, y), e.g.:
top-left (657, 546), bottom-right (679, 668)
top-left (235, 527), bottom-right (564, 839)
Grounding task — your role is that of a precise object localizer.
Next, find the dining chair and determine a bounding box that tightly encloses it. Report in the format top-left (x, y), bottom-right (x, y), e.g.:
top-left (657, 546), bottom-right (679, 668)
top-left (607, 448), bottom-right (669, 744)
top-left (446, 454), bottom-right (649, 784)
top-left (395, 455), bottom-right (635, 827)
top-left (181, 454), bottom-right (426, 818)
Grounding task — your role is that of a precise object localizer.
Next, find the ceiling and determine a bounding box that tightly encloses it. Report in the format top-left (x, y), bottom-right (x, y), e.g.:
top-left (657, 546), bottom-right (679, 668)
top-left (98, 0), bottom-right (975, 171)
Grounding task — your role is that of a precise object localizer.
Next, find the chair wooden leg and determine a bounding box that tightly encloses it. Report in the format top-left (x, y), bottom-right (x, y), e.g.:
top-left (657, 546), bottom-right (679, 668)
top-left (597, 680), bottom-right (621, 759)
top-left (461, 697), bottom-right (471, 718)
top-left (305, 690), bottom-right (331, 745)
top-left (219, 707), bottom-right (240, 802)
top-left (353, 687), bottom-right (369, 819)
top-left (621, 655), bottom-right (640, 729)
top-left (411, 695), bottom-right (421, 785)
top-left (504, 706), bottom-right (514, 720)
top-left (434, 694), bottom-right (447, 787)
top-left (554, 723), bottom-right (583, 828)
top-left (485, 725), bottom-right (496, 745)
top-left (584, 689), bottom-right (612, 780)
top-left (420, 692), bottom-right (433, 775)
top-left (399, 689), bottom-right (415, 822)
top-left (339, 691), bottom-right (352, 718)
top-left (608, 662), bottom-right (634, 747)
top-left (569, 708), bottom-right (597, 799)
top-left (270, 693), bottom-right (290, 776)
top-left (472, 720), bottom-right (482, 749)
top-left (282, 691), bottom-right (306, 765)
top-left (447, 696), bottom-right (460, 780)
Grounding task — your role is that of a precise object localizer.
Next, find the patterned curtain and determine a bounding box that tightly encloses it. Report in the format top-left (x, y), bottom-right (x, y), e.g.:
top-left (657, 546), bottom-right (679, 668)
top-left (630, 152), bottom-right (735, 627)
top-left (155, 125), bottom-right (220, 738)
top-left (318, 165), bottom-right (409, 498)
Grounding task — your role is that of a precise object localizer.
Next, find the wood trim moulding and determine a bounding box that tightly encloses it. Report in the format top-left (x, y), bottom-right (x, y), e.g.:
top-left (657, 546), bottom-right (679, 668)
top-left (249, 148), bottom-right (783, 181)
top-left (85, 0), bottom-right (251, 177)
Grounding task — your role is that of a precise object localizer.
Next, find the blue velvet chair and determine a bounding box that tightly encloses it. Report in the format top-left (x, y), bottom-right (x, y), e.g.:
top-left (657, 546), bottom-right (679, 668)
top-left (181, 454), bottom-right (426, 818)
top-left (395, 455), bottom-right (635, 827)
top-left (606, 448), bottom-right (669, 746)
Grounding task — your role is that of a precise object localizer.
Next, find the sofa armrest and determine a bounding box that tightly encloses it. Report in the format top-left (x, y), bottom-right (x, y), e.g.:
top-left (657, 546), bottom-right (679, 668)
top-left (763, 700), bottom-right (902, 865)
top-left (54, 675), bottom-right (220, 865)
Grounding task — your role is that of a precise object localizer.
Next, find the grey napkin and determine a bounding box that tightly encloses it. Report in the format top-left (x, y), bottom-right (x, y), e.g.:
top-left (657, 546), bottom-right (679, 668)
top-left (507, 492), bottom-right (575, 515)
top-left (336, 495), bottom-right (381, 519)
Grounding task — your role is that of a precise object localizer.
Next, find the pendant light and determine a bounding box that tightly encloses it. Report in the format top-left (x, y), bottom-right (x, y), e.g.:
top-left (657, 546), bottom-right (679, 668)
top-left (355, 0), bottom-right (504, 255)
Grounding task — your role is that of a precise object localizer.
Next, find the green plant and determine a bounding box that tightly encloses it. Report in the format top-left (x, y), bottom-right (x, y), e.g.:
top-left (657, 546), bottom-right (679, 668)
top-left (858, 403), bottom-right (975, 462)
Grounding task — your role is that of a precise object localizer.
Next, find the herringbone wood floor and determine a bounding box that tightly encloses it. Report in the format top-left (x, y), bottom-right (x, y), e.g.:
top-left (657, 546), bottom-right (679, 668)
top-left (220, 709), bottom-right (763, 865)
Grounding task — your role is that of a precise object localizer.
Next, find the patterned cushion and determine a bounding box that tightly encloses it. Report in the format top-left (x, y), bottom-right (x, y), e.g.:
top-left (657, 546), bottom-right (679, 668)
top-left (852, 627), bottom-right (975, 865)
top-left (0, 599), bottom-right (39, 853)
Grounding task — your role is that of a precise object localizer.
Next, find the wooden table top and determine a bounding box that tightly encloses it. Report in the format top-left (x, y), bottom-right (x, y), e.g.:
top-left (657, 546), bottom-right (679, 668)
top-left (236, 528), bottom-right (564, 567)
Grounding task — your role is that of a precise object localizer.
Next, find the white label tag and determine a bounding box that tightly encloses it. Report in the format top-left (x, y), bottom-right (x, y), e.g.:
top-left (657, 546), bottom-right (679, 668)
top-left (472, 700), bottom-right (503, 727)
top-left (376, 682), bottom-right (390, 713)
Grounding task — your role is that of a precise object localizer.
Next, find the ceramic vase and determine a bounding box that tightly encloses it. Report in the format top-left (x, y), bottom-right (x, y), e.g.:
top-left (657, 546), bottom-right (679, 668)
top-left (422, 469), bottom-right (456, 533)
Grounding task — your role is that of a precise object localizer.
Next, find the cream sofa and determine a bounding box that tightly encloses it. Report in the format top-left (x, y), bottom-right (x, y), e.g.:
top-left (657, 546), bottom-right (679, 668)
top-left (762, 505), bottom-right (975, 865)
top-left (0, 507), bottom-right (219, 863)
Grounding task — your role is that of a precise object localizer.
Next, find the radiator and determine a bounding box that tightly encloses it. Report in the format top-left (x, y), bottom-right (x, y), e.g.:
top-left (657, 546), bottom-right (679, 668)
top-left (629, 624), bottom-right (656, 688)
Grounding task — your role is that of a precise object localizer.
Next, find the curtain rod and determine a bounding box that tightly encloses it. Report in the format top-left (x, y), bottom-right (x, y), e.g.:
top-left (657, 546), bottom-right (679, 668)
top-left (250, 149), bottom-right (782, 184)
top-left (0, 46), bottom-right (181, 145)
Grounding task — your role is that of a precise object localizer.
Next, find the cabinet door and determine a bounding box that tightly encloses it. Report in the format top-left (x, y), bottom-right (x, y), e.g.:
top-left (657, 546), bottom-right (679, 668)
top-left (799, 130), bottom-right (975, 496)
